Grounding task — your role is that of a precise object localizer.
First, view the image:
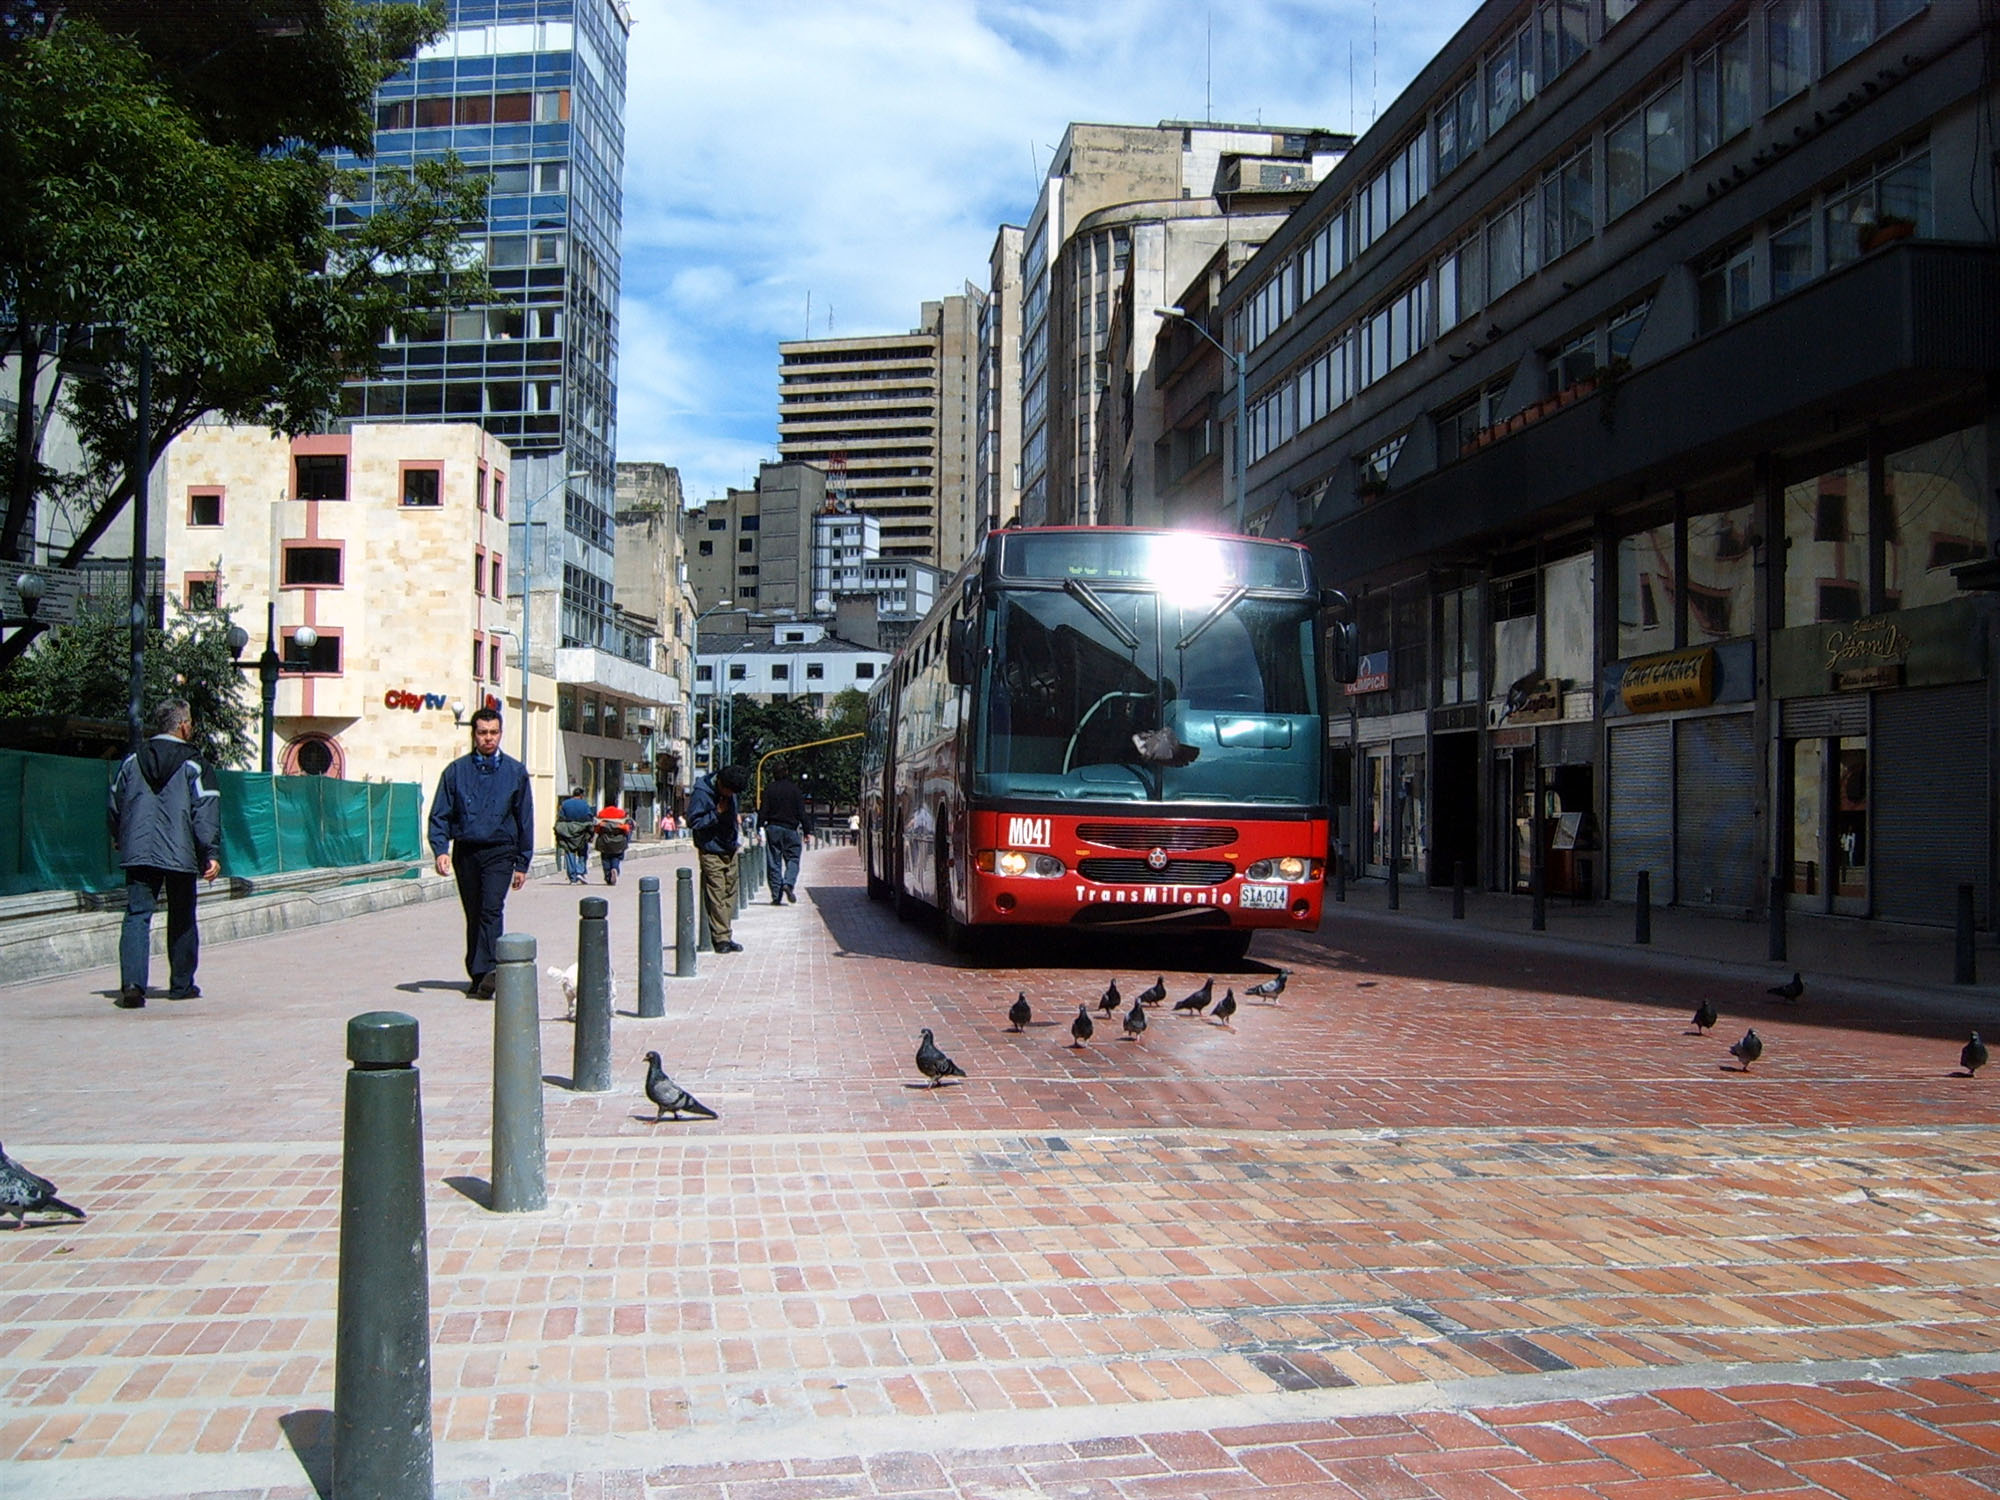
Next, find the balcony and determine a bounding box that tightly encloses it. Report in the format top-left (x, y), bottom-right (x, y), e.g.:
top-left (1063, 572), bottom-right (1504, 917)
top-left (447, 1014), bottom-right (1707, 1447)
top-left (553, 646), bottom-right (681, 706)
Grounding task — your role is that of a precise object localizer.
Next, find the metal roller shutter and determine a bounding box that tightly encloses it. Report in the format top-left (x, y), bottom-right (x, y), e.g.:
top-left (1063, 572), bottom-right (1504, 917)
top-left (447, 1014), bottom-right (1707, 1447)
top-left (1675, 713), bottom-right (1760, 912)
top-left (1607, 721), bottom-right (1671, 902)
top-left (1874, 683), bottom-right (1988, 926)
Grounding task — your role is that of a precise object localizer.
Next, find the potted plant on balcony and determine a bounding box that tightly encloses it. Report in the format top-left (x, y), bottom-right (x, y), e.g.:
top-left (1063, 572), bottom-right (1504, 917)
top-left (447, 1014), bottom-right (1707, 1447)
top-left (1860, 213), bottom-right (1916, 252)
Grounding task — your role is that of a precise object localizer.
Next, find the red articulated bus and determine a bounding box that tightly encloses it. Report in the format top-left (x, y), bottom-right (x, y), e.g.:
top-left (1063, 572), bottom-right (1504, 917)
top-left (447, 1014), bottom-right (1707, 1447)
top-left (861, 527), bottom-right (1356, 962)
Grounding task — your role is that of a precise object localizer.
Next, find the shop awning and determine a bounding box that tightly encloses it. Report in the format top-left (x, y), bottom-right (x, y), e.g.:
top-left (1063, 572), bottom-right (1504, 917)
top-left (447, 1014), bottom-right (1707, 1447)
top-left (622, 773), bottom-right (656, 792)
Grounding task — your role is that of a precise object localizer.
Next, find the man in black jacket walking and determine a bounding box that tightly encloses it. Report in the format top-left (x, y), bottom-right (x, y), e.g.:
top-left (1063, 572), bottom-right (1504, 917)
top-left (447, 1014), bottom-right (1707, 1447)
top-left (429, 707), bottom-right (534, 997)
top-left (108, 699), bottom-right (221, 1007)
top-left (759, 761), bottom-right (807, 904)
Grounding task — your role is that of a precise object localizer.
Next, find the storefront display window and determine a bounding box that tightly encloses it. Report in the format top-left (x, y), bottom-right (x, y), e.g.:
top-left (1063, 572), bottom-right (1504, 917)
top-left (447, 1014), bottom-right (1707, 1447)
top-left (1617, 517), bottom-right (1675, 657)
top-left (1886, 425), bottom-right (1987, 613)
top-left (1782, 463), bottom-right (1868, 627)
top-left (1543, 553), bottom-right (1594, 690)
top-left (1686, 501), bottom-right (1756, 643)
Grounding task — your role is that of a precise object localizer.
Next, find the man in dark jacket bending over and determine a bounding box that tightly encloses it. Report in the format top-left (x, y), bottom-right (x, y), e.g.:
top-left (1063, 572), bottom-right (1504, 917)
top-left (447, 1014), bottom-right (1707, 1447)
top-left (429, 707), bottom-right (534, 997)
top-left (108, 698), bottom-right (221, 1007)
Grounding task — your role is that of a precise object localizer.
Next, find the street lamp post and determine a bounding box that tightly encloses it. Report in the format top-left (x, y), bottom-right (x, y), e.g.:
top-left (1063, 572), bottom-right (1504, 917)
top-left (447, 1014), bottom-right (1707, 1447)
top-left (1155, 306), bottom-right (1247, 533)
top-left (515, 468), bottom-right (588, 774)
top-left (4, 573), bottom-right (45, 652)
top-left (228, 605), bottom-right (316, 774)
top-left (690, 599), bottom-right (734, 777)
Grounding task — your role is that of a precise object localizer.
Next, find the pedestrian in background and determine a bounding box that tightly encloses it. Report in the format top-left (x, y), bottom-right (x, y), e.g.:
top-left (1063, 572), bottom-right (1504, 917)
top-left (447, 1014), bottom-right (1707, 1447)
top-left (687, 763), bottom-right (749, 952)
top-left (107, 698), bottom-right (221, 1007)
top-left (555, 785), bottom-right (594, 885)
top-left (594, 800), bottom-right (633, 885)
top-left (759, 760), bottom-right (806, 905)
top-left (428, 707), bottom-right (533, 998)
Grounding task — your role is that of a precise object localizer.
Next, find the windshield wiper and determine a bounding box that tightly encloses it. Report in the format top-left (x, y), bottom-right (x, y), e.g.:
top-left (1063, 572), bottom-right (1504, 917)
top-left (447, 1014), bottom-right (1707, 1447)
top-left (1064, 577), bottom-right (1140, 649)
top-left (1175, 586), bottom-right (1248, 651)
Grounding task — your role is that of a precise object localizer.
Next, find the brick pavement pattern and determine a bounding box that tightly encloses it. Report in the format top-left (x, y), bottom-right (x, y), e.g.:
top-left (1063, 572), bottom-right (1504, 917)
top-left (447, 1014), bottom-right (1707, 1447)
top-left (4, 849), bottom-right (2000, 1497)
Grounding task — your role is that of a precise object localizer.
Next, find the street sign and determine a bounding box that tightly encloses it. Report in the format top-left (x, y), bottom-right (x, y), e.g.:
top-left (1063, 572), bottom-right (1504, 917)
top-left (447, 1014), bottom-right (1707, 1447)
top-left (0, 565), bottom-right (85, 625)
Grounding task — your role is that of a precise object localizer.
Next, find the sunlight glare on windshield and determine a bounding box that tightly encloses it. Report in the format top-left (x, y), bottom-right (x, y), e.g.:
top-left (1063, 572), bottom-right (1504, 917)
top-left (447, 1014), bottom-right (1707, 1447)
top-left (1148, 532), bottom-right (1230, 604)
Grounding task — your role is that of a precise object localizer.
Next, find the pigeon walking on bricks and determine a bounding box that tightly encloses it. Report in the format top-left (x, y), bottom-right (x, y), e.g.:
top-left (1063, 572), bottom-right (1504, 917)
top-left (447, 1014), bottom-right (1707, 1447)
top-left (0, 1142), bottom-right (85, 1225)
top-left (1246, 968), bottom-right (1290, 1001)
top-left (916, 1029), bottom-right (966, 1088)
top-left (1097, 979), bottom-right (1122, 1015)
top-left (1173, 977), bottom-right (1214, 1014)
top-left (1210, 987), bottom-right (1238, 1028)
top-left (642, 1053), bottom-right (718, 1121)
top-left (1123, 998), bottom-right (1148, 1041)
top-left (1767, 971), bottom-right (1804, 1002)
top-left (1136, 975), bottom-right (1166, 1006)
top-left (1008, 992), bottom-right (1032, 1033)
top-left (1961, 1031), bottom-right (1987, 1077)
top-left (1070, 1004), bottom-right (1094, 1049)
top-left (1691, 998), bottom-right (1718, 1034)
top-left (1730, 1028), bottom-right (1764, 1071)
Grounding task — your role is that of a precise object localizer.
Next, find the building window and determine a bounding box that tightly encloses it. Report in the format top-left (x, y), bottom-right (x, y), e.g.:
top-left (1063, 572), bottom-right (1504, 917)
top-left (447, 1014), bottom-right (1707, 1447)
top-left (1607, 79), bottom-right (1685, 221)
top-left (284, 629), bottom-right (342, 675)
top-left (1771, 210), bottom-right (1814, 297)
top-left (1486, 189), bottom-right (1539, 300)
top-left (738, 537), bottom-right (754, 553)
top-left (1766, 0), bottom-right (1811, 104)
top-left (1824, 142), bottom-right (1930, 268)
top-left (1696, 238), bottom-right (1758, 330)
top-left (492, 474), bottom-right (504, 519)
top-left (740, 515), bottom-right (760, 531)
top-left (1541, 144), bottom-right (1593, 263)
top-left (1486, 20), bottom-right (1537, 137)
top-left (473, 635), bottom-right (486, 681)
top-left (489, 639), bottom-right (503, 682)
top-left (295, 454), bottom-right (347, 501)
top-left (1691, 25), bottom-right (1751, 161)
top-left (183, 572), bottom-right (218, 610)
top-left (401, 465), bottom-right (442, 507)
top-left (1825, 0), bottom-right (1927, 74)
top-left (1435, 234), bottom-right (1482, 333)
top-left (285, 734), bottom-right (340, 777)
top-left (490, 553), bottom-right (504, 597)
top-left (696, 664), bottom-right (713, 682)
top-left (1434, 73), bottom-right (1483, 180)
top-left (282, 543), bottom-right (343, 588)
top-left (582, 694), bottom-right (598, 732)
top-left (187, 489), bottom-right (224, 527)
top-left (856, 661), bottom-right (875, 679)
top-left (728, 663), bottom-right (747, 681)
top-left (1545, 326), bottom-right (1599, 394)
top-left (806, 662), bottom-right (824, 680)
top-left (477, 465), bottom-right (488, 512)
top-left (771, 664), bottom-right (789, 682)
top-left (698, 540), bottom-right (713, 556)
top-left (1539, 0), bottom-right (1588, 84)
top-left (474, 547), bottom-right (486, 595)
top-left (708, 518), bottom-right (727, 530)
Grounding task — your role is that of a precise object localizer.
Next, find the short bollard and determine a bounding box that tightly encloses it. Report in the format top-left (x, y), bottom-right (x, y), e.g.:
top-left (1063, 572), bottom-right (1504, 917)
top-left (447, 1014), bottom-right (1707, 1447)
top-left (694, 861), bottom-right (713, 955)
top-left (1333, 855), bottom-right (1346, 903)
top-left (1767, 875), bottom-right (1787, 962)
top-left (1635, 869), bottom-right (1652, 945)
top-left (1531, 868), bottom-right (1546, 932)
top-left (491, 934), bottom-right (546, 1213)
top-left (332, 1012), bottom-right (433, 1500)
top-left (734, 848), bottom-right (749, 915)
top-left (1452, 860), bottom-right (1466, 920)
top-left (571, 897), bottom-right (612, 1092)
top-left (637, 876), bottom-right (664, 1018)
top-left (1956, 883), bottom-right (1977, 985)
top-left (675, 865), bottom-right (699, 975)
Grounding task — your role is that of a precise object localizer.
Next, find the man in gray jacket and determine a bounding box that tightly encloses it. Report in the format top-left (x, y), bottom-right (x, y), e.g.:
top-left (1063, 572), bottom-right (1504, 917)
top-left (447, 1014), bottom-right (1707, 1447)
top-left (108, 699), bottom-right (221, 1007)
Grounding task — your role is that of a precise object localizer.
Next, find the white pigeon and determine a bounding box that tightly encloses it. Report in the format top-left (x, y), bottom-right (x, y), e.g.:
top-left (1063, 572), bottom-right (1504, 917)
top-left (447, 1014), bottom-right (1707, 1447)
top-left (546, 962), bottom-right (618, 1021)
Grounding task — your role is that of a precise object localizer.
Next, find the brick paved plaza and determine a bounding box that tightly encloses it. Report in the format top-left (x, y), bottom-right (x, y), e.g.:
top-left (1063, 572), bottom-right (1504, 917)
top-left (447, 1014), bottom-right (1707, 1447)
top-left (4, 846), bottom-right (2000, 1498)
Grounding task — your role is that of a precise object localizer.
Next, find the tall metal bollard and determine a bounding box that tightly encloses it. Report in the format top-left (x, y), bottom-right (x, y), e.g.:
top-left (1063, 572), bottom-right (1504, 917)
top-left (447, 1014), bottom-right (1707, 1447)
top-left (1956, 883), bottom-right (1977, 985)
top-left (694, 859), bottom-right (713, 955)
top-left (1333, 849), bottom-right (1346, 903)
top-left (675, 865), bottom-right (699, 975)
top-left (637, 876), bottom-right (664, 1018)
top-left (734, 847), bottom-right (749, 915)
top-left (1635, 870), bottom-right (1652, 945)
top-left (332, 1012), bottom-right (432, 1499)
top-left (1767, 875), bottom-right (1787, 962)
top-left (571, 897), bottom-right (612, 1091)
top-left (491, 934), bottom-right (546, 1213)
top-left (1452, 860), bottom-right (1465, 920)
top-left (1531, 868), bottom-right (1546, 932)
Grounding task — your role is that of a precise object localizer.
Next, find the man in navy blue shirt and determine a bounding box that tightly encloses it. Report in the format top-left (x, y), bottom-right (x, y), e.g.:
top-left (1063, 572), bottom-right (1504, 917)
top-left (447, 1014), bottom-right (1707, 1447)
top-left (429, 707), bottom-right (534, 997)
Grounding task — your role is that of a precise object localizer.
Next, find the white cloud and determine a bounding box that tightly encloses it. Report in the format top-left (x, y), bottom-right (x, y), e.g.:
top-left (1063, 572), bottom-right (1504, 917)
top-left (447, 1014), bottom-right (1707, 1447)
top-left (615, 0), bottom-right (1479, 501)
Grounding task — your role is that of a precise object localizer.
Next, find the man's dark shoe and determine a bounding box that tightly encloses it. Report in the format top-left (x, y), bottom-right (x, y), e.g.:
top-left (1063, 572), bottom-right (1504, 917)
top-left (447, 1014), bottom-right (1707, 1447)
top-left (715, 940), bottom-right (743, 953)
top-left (165, 984), bottom-right (201, 1001)
top-left (116, 985), bottom-right (146, 1009)
top-left (469, 973), bottom-right (496, 998)
top-left (771, 895), bottom-right (784, 906)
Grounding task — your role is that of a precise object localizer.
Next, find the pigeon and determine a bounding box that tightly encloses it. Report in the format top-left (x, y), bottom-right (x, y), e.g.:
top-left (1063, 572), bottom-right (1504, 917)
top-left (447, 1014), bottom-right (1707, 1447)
top-left (1122, 998), bottom-right (1148, 1041)
top-left (1070, 1004), bottom-right (1094, 1048)
top-left (641, 1052), bottom-right (717, 1121)
top-left (1132, 726), bottom-right (1199, 766)
top-left (1729, 1028), bottom-right (1764, 1071)
top-left (1691, 998), bottom-right (1718, 1034)
top-left (548, 962), bottom-right (618, 1021)
top-left (1136, 975), bottom-right (1167, 1006)
top-left (1246, 968), bottom-right (1290, 1001)
top-left (1962, 1031), bottom-right (1988, 1076)
top-left (1767, 971), bottom-right (1804, 1002)
top-left (1097, 979), bottom-right (1122, 1015)
top-left (1007, 992), bottom-right (1032, 1032)
top-left (1210, 987), bottom-right (1238, 1027)
top-left (916, 1028), bottom-right (966, 1088)
top-left (1173, 977), bottom-right (1214, 1014)
top-left (0, 1142), bottom-right (85, 1225)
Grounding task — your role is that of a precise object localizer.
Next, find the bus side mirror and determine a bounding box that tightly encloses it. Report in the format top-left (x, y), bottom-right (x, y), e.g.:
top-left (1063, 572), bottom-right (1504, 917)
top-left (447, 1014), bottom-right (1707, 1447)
top-left (946, 618), bottom-right (977, 686)
top-left (1326, 619), bottom-right (1359, 685)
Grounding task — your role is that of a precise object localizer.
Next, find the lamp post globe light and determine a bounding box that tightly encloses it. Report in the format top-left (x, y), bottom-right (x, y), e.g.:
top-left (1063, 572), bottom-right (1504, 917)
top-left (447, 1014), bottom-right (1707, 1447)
top-left (5, 572), bottom-right (45, 650)
top-left (515, 468), bottom-right (588, 773)
top-left (226, 607), bottom-right (317, 774)
top-left (1155, 306), bottom-right (1247, 533)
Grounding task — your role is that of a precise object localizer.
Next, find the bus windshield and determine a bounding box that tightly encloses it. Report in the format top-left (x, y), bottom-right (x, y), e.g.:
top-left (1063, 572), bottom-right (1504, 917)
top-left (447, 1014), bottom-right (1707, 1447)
top-left (975, 585), bottom-right (1322, 805)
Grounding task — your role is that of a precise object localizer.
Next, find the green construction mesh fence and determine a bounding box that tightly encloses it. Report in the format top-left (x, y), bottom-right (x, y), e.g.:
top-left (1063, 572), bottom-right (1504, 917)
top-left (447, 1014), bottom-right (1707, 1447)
top-left (0, 749), bottom-right (422, 896)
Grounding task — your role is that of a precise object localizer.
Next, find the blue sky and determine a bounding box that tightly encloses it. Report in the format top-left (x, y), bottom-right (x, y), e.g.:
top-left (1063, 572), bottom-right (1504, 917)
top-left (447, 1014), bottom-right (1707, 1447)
top-left (616, 0), bottom-right (1482, 504)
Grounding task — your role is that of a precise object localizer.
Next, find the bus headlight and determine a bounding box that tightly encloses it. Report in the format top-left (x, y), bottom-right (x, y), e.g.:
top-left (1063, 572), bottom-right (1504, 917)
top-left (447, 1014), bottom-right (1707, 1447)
top-left (1246, 856), bottom-right (1317, 882)
top-left (984, 850), bottom-right (1066, 878)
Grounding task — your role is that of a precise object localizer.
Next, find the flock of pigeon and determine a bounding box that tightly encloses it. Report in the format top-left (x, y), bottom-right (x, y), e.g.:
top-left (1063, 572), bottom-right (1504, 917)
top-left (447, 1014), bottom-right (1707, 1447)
top-left (917, 968), bottom-right (1291, 1087)
top-left (1687, 971), bottom-right (1987, 1077)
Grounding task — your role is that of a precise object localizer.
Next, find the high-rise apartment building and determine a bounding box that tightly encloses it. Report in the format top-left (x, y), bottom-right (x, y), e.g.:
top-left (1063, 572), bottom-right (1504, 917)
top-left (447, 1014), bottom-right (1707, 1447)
top-left (976, 226), bottom-right (1025, 537)
top-left (333, 0), bottom-right (630, 658)
top-left (776, 295), bottom-right (980, 572)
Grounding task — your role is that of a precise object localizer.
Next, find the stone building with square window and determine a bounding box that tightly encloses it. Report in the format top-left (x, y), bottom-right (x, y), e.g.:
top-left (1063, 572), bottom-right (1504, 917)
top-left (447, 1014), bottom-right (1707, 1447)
top-left (1222, 0), bottom-right (1999, 930)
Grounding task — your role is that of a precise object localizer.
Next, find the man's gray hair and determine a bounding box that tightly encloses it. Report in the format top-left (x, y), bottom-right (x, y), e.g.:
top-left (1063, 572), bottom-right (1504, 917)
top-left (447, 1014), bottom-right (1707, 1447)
top-left (152, 699), bottom-right (192, 736)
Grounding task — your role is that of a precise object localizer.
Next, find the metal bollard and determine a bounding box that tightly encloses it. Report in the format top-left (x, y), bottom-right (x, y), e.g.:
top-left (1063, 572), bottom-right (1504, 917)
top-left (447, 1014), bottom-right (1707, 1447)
top-left (1452, 860), bottom-right (1465, 920)
top-left (1635, 869), bottom-right (1652, 945)
top-left (1956, 883), bottom-right (1977, 985)
top-left (637, 876), bottom-right (664, 1018)
top-left (1767, 875), bottom-right (1787, 962)
top-left (571, 897), bottom-right (612, 1092)
top-left (694, 858), bottom-right (713, 955)
top-left (1333, 853), bottom-right (1346, 903)
top-left (332, 1012), bottom-right (433, 1499)
top-left (734, 848), bottom-right (748, 915)
top-left (1531, 868), bottom-right (1546, 932)
top-left (1387, 855), bottom-right (1400, 911)
top-left (675, 865), bottom-right (699, 975)
top-left (491, 934), bottom-right (546, 1213)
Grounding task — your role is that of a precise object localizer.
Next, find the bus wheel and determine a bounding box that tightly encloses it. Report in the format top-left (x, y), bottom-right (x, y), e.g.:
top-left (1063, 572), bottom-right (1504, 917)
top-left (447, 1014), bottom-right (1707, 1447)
top-left (865, 834), bottom-right (889, 901)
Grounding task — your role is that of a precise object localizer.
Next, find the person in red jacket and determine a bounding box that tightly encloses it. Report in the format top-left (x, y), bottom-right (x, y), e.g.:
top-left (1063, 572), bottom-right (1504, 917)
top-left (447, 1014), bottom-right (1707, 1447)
top-left (594, 802), bottom-right (634, 885)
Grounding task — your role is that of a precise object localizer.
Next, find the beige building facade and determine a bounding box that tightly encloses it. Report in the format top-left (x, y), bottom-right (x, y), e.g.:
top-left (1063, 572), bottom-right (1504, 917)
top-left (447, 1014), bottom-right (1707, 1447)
top-left (163, 422), bottom-right (559, 835)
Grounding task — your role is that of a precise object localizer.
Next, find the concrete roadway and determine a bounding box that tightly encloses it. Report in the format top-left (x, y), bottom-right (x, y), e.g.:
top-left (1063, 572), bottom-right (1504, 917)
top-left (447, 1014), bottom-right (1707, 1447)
top-left (3, 846), bottom-right (1999, 1498)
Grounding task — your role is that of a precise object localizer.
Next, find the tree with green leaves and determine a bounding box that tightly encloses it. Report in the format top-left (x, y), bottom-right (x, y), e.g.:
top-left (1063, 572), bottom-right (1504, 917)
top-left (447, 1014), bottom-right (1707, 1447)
top-left (0, 0), bottom-right (489, 668)
top-left (725, 690), bottom-right (869, 810)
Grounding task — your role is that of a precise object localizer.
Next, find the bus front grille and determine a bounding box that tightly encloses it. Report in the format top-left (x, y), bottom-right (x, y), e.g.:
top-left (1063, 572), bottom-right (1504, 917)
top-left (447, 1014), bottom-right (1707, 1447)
top-left (1074, 823), bottom-right (1238, 851)
top-left (1076, 858), bottom-right (1235, 885)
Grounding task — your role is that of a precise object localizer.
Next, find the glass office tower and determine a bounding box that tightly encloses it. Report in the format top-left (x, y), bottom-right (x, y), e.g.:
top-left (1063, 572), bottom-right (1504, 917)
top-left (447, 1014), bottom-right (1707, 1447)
top-left (335, 0), bottom-right (629, 652)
